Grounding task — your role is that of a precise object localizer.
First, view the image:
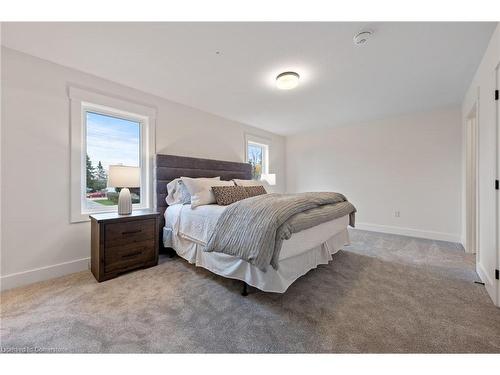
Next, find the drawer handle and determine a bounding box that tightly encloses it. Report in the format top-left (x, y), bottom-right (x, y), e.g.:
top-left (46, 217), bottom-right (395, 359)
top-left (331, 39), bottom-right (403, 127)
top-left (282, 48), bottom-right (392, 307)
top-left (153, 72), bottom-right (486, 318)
top-left (122, 229), bottom-right (142, 235)
top-left (122, 251), bottom-right (142, 259)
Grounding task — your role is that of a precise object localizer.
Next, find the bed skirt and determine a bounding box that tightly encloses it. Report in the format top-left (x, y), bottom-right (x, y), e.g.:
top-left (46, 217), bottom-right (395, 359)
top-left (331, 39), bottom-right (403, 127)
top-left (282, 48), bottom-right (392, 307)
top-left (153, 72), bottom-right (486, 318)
top-left (163, 227), bottom-right (350, 293)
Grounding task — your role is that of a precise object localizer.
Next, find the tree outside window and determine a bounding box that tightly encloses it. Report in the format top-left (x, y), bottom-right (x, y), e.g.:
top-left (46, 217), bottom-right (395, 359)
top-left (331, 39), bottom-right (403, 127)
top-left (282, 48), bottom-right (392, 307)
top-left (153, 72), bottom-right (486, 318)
top-left (247, 140), bottom-right (268, 180)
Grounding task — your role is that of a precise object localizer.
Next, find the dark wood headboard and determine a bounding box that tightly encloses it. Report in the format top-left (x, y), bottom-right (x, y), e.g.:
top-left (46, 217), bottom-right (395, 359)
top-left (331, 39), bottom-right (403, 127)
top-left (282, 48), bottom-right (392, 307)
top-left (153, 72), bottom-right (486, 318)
top-left (155, 154), bottom-right (252, 246)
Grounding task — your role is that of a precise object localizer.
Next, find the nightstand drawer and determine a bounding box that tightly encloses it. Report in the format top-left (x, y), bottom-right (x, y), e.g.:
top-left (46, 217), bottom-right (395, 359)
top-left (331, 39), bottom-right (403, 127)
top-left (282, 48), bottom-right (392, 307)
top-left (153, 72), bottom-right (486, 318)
top-left (105, 219), bottom-right (155, 247)
top-left (104, 240), bottom-right (155, 273)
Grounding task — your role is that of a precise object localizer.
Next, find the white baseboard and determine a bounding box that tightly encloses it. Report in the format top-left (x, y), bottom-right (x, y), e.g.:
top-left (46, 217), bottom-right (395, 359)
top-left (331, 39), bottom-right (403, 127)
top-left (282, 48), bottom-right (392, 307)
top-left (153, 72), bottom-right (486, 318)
top-left (1, 257), bottom-right (90, 291)
top-left (354, 222), bottom-right (461, 243)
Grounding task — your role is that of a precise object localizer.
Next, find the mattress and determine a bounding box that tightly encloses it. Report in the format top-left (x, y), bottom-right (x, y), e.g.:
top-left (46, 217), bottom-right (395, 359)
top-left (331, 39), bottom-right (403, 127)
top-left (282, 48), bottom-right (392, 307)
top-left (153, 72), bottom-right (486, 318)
top-left (164, 203), bottom-right (349, 261)
top-left (165, 204), bottom-right (349, 260)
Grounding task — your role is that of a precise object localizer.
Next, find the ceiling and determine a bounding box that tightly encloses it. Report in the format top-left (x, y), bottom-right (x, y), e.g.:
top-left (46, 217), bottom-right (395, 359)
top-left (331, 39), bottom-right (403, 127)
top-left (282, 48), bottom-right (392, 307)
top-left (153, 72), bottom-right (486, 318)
top-left (2, 22), bottom-right (496, 135)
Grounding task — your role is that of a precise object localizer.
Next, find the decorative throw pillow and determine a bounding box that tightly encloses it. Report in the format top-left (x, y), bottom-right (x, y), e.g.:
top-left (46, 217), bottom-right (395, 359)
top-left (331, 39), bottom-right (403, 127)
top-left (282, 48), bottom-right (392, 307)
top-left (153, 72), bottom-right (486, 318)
top-left (166, 178), bottom-right (193, 205)
top-left (176, 181), bottom-right (192, 204)
top-left (232, 179), bottom-right (264, 187)
top-left (245, 185), bottom-right (267, 197)
top-left (181, 177), bottom-right (234, 208)
top-left (212, 186), bottom-right (250, 206)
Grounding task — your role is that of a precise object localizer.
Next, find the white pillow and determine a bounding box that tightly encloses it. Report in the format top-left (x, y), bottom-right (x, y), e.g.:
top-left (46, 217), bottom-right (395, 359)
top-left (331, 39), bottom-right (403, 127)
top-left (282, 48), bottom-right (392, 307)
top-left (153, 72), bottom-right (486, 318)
top-left (180, 177), bottom-right (234, 208)
top-left (232, 179), bottom-right (264, 187)
top-left (166, 178), bottom-right (195, 205)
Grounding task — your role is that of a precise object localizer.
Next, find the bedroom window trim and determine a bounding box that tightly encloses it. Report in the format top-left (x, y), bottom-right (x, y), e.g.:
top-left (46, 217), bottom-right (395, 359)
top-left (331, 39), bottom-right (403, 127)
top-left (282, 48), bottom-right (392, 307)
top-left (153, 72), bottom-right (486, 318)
top-left (69, 86), bottom-right (156, 223)
top-left (244, 133), bottom-right (271, 180)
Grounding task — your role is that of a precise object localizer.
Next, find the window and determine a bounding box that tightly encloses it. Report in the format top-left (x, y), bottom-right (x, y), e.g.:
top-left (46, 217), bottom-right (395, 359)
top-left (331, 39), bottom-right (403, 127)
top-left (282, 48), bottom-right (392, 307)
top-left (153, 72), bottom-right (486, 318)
top-left (85, 111), bottom-right (141, 210)
top-left (245, 135), bottom-right (270, 181)
top-left (70, 87), bottom-right (156, 222)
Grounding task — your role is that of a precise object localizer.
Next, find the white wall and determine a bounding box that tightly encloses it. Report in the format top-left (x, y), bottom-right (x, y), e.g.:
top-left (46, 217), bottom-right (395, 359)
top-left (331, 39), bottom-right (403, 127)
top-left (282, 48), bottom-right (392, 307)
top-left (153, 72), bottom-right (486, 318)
top-left (461, 23), bottom-right (499, 305)
top-left (286, 108), bottom-right (462, 242)
top-left (0, 47), bottom-right (286, 290)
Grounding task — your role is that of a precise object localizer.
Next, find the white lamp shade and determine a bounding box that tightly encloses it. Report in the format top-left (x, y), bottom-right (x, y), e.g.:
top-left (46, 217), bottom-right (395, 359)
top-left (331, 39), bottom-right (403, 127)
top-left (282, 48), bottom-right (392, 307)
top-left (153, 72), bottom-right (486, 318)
top-left (107, 165), bottom-right (140, 188)
top-left (261, 173), bottom-right (276, 186)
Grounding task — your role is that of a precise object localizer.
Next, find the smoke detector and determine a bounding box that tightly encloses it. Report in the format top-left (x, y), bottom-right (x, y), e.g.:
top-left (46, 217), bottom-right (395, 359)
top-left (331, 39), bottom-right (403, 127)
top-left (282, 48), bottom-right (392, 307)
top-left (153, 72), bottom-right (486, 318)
top-left (353, 30), bottom-right (373, 46)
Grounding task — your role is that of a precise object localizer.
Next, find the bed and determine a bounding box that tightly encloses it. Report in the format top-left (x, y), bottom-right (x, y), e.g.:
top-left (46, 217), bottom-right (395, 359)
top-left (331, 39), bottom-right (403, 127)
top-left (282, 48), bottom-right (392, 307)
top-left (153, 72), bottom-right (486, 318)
top-left (156, 154), bottom-right (353, 294)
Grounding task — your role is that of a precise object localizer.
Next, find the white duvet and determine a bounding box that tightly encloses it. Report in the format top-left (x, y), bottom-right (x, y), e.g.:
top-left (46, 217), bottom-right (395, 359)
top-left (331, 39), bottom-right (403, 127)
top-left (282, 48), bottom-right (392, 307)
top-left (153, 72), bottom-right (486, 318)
top-left (165, 203), bottom-right (349, 261)
top-left (166, 204), bottom-right (226, 245)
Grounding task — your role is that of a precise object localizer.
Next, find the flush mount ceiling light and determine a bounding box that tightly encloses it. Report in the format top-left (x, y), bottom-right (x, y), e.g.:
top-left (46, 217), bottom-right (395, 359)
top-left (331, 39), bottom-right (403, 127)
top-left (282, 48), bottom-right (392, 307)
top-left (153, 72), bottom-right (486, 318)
top-left (276, 71), bottom-right (300, 90)
top-left (353, 29), bottom-right (373, 46)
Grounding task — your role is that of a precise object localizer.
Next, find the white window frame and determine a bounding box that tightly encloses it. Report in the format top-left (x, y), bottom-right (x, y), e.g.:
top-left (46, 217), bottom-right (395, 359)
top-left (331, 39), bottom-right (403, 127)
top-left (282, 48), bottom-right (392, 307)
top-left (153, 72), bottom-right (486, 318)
top-left (244, 133), bottom-right (270, 180)
top-left (69, 87), bottom-right (156, 223)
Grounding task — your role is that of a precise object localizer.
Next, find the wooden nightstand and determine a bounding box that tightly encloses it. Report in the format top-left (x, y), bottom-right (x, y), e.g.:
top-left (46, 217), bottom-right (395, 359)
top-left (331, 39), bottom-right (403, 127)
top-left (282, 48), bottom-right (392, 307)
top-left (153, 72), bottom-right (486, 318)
top-left (90, 209), bottom-right (160, 282)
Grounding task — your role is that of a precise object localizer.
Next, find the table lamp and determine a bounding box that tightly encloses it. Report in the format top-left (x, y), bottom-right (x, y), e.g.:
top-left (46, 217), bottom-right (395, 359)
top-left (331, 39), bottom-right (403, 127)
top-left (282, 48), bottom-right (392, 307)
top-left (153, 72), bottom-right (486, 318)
top-left (108, 165), bottom-right (140, 215)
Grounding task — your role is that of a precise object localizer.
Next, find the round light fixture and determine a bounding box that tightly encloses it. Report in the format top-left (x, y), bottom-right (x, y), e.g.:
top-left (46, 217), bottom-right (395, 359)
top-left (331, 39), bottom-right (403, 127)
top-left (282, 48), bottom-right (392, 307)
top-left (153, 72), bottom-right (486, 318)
top-left (276, 71), bottom-right (300, 90)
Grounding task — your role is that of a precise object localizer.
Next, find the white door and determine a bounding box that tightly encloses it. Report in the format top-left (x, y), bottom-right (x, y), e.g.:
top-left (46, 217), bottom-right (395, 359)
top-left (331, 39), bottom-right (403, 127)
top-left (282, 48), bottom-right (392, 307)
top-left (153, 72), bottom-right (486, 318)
top-left (476, 66), bottom-right (499, 306)
top-left (497, 67), bottom-right (500, 305)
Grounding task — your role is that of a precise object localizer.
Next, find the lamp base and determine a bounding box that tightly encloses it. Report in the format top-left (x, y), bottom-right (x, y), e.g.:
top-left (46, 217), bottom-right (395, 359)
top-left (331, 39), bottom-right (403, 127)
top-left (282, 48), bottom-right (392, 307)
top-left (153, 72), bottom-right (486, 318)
top-left (117, 188), bottom-right (132, 215)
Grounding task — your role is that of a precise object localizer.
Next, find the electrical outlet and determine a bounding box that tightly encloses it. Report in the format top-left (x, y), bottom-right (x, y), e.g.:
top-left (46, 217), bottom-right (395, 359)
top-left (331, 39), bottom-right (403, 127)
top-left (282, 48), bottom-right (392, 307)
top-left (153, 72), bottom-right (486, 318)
top-left (394, 210), bottom-right (400, 218)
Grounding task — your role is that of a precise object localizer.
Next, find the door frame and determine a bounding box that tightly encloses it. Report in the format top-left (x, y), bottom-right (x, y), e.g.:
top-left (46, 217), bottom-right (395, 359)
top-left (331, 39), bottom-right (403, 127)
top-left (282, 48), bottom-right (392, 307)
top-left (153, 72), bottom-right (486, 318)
top-left (465, 104), bottom-right (479, 256)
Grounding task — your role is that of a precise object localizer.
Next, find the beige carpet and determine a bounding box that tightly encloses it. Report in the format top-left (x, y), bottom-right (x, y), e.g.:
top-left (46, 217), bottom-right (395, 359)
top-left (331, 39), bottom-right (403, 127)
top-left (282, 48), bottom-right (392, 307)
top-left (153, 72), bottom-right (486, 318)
top-left (1, 229), bottom-right (499, 353)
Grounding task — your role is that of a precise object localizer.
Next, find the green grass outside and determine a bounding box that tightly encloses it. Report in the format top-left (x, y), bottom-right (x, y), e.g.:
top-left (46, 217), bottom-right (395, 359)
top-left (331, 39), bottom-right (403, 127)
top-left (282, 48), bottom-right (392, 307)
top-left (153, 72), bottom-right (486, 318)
top-left (93, 199), bottom-right (117, 206)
